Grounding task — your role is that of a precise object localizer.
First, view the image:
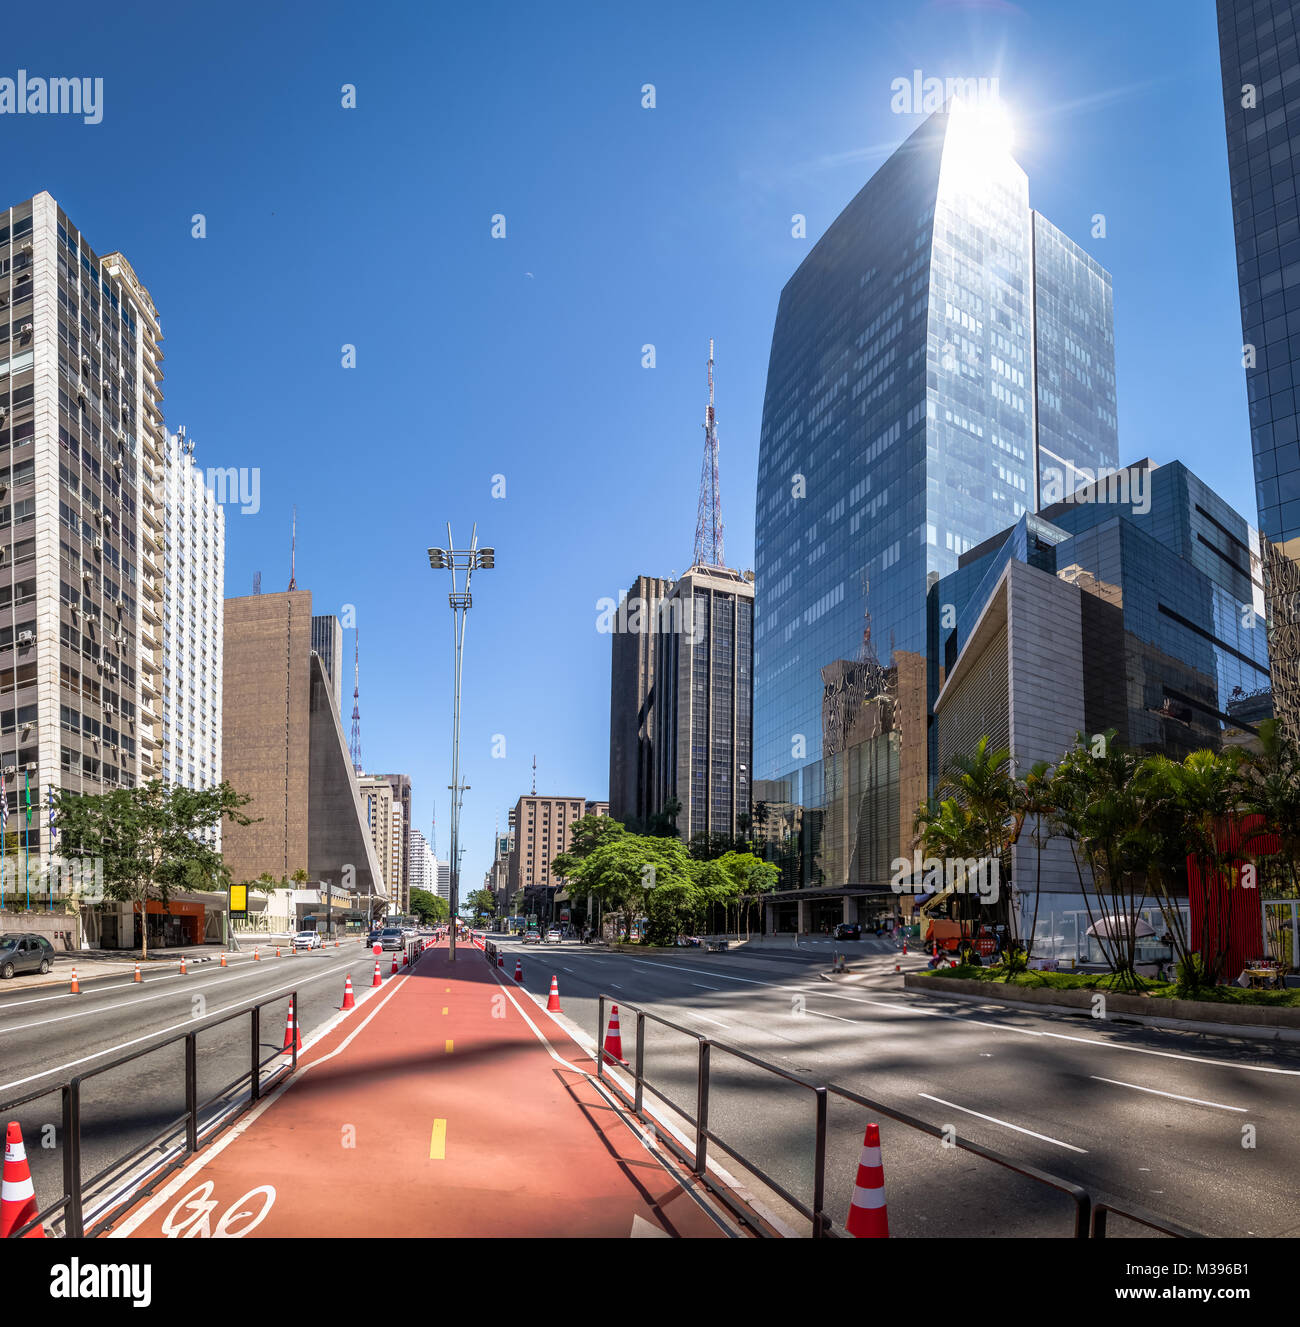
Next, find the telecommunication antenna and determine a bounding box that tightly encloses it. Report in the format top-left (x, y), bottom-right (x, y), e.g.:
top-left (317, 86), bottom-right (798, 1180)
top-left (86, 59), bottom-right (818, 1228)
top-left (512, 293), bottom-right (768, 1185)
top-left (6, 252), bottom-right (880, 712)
top-left (692, 339), bottom-right (724, 567)
top-left (288, 506), bottom-right (298, 591)
top-left (349, 630), bottom-right (362, 773)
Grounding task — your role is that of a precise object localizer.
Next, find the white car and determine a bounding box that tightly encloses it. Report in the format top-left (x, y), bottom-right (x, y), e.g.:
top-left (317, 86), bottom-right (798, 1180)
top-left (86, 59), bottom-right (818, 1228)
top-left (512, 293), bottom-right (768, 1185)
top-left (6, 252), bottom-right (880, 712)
top-left (546, 929), bottom-right (562, 943)
top-left (293, 931), bottom-right (323, 950)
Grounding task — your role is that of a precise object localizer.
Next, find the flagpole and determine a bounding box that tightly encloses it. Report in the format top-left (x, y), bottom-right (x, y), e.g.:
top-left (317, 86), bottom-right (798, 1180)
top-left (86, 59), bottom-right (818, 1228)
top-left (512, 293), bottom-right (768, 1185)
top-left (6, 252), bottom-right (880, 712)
top-left (24, 769), bottom-right (30, 912)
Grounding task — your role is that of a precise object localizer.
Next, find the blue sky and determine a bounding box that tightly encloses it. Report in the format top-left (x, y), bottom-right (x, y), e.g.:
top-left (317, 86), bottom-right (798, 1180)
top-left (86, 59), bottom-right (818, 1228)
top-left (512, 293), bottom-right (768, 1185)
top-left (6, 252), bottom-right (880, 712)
top-left (6, 0), bottom-right (1251, 888)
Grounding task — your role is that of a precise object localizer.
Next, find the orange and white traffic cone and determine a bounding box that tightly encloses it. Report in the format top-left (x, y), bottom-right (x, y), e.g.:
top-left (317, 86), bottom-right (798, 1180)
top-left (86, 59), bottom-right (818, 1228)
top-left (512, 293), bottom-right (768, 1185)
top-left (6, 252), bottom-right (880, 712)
top-left (282, 999), bottom-right (302, 1054)
top-left (334, 940), bottom-right (339, 949)
top-left (403, 951), bottom-right (410, 968)
top-left (179, 957), bottom-right (187, 975)
top-left (514, 959), bottom-right (523, 981)
top-left (845, 1122), bottom-right (889, 1238)
top-left (603, 1005), bottom-right (625, 1065)
top-left (902, 940), bottom-right (908, 956)
top-left (341, 975), bottom-right (355, 1010)
top-left (69, 968), bottom-right (80, 995)
top-left (372, 960), bottom-right (382, 988)
top-left (390, 954), bottom-right (399, 976)
top-left (1, 1122), bottom-right (44, 1238)
top-left (894, 961), bottom-right (900, 973)
top-left (546, 975), bottom-right (563, 1012)
top-left (498, 954), bottom-right (504, 968)
top-left (134, 962), bottom-right (142, 983)
top-left (254, 948), bottom-right (261, 961)
top-left (276, 947), bottom-right (282, 959)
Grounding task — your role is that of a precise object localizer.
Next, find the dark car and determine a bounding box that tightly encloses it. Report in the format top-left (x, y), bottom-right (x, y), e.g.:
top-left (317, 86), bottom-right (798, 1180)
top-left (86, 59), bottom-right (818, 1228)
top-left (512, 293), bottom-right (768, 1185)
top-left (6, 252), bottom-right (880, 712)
top-left (379, 927), bottom-right (404, 951)
top-left (833, 922), bottom-right (861, 941)
top-left (0, 932), bottom-right (55, 979)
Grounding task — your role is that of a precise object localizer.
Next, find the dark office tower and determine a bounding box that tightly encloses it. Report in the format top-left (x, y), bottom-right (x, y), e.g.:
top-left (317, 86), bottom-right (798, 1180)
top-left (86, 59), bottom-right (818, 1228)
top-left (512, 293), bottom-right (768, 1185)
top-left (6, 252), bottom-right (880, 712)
top-left (608, 574), bottom-right (671, 826)
top-left (650, 566), bottom-right (754, 842)
top-left (1217, 0), bottom-right (1300, 745)
top-left (311, 614), bottom-right (343, 713)
top-left (753, 104), bottom-right (1117, 905)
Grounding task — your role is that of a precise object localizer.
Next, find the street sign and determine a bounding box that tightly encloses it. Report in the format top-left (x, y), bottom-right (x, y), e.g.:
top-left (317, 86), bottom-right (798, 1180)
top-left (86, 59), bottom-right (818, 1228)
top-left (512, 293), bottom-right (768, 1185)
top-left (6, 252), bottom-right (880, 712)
top-left (229, 883), bottom-right (248, 919)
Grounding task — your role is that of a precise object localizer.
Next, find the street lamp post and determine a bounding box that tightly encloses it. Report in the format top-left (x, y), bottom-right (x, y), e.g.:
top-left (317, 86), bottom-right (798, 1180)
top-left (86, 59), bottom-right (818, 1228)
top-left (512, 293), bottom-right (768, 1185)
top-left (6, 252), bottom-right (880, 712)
top-left (428, 526), bottom-right (494, 964)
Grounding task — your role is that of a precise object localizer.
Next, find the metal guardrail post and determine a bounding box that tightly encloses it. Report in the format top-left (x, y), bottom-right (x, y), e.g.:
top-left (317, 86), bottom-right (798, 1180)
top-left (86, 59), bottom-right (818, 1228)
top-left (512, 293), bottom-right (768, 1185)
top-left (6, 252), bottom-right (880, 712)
top-left (811, 1086), bottom-right (829, 1238)
top-left (1092, 1207), bottom-right (1108, 1238)
top-left (250, 1005), bottom-right (261, 1102)
top-left (634, 1011), bottom-right (645, 1115)
top-left (291, 990), bottom-right (298, 1069)
top-left (62, 1083), bottom-right (83, 1239)
top-left (694, 1040), bottom-right (711, 1175)
top-left (184, 1034), bottom-right (198, 1154)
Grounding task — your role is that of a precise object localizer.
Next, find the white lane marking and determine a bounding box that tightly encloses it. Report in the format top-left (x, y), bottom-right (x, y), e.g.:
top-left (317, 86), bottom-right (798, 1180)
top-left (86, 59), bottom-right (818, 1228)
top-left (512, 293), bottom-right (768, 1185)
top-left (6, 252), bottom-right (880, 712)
top-left (0, 952), bottom-right (350, 1022)
top-left (917, 1093), bottom-right (1087, 1153)
top-left (0, 954), bottom-right (376, 1095)
top-left (691, 982), bottom-right (721, 990)
top-left (109, 964), bottom-right (409, 1238)
top-left (801, 988), bottom-right (1300, 1077)
top-left (806, 1008), bottom-right (856, 1023)
top-left (609, 984), bottom-right (624, 991)
top-left (559, 966), bottom-right (572, 973)
top-left (1089, 1076), bottom-right (1248, 1113)
top-left (686, 1011), bottom-right (731, 1029)
top-left (628, 959), bottom-right (773, 986)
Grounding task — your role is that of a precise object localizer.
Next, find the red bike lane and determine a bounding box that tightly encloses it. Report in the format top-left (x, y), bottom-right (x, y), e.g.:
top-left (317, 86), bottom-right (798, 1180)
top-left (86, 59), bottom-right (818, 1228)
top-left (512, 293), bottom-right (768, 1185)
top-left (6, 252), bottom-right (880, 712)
top-left (107, 941), bottom-right (725, 1239)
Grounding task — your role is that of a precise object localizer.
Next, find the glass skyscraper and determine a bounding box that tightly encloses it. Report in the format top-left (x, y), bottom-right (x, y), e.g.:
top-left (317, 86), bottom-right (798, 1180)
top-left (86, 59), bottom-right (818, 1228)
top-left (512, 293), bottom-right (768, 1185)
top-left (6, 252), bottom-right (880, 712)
top-left (753, 104), bottom-right (1118, 909)
top-left (1217, 0), bottom-right (1300, 745)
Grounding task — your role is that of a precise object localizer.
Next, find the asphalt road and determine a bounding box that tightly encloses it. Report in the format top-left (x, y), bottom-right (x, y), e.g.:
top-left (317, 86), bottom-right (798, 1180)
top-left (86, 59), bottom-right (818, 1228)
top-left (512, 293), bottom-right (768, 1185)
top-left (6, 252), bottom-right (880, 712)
top-left (0, 939), bottom-right (403, 1233)
top-left (490, 937), bottom-right (1300, 1238)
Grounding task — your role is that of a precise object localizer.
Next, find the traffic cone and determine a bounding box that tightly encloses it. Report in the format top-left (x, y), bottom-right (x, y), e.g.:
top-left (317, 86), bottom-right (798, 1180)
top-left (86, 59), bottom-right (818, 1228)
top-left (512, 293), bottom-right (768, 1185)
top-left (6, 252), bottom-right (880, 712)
top-left (220, 952), bottom-right (227, 967)
top-left (498, 954), bottom-right (504, 968)
top-left (276, 947), bottom-right (281, 959)
top-left (282, 999), bottom-right (302, 1054)
top-left (403, 951), bottom-right (410, 968)
top-left (372, 960), bottom-right (382, 987)
top-left (902, 940), bottom-right (908, 955)
top-left (69, 967), bottom-right (80, 995)
top-left (254, 948), bottom-right (261, 961)
top-left (546, 975), bottom-right (563, 1012)
top-left (1, 1122), bottom-right (44, 1238)
top-left (894, 961), bottom-right (900, 973)
top-left (134, 962), bottom-right (142, 983)
top-left (341, 975), bottom-right (355, 1010)
top-left (334, 940), bottom-right (339, 949)
top-left (845, 1122), bottom-right (889, 1238)
top-left (932, 943), bottom-right (939, 960)
top-left (603, 1005), bottom-right (625, 1064)
top-left (390, 954), bottom-right (399, 976)
top-left (179, 957), bottom-right (187, 975)
top-left (514, 960), bottom-right (522, 981)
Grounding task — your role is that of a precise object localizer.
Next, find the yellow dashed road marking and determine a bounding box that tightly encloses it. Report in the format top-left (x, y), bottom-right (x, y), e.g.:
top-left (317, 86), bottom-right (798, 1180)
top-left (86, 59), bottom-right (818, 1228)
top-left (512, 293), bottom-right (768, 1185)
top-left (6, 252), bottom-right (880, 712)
top-left (430, 1118), bottom-right (447, 1159)
top-left (442, 1006), bottom-right (449, 1015)
top-left (445, 1039), bottom-right (454, 1053)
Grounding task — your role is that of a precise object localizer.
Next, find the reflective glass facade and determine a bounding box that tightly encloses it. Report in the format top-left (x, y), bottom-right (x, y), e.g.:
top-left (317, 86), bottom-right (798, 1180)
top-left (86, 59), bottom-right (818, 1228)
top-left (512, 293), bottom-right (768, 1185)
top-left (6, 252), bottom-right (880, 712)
top-left (1218, 0), bottom-right (1300, 744)
top-left (753, 107), bottom-right (1117, 890)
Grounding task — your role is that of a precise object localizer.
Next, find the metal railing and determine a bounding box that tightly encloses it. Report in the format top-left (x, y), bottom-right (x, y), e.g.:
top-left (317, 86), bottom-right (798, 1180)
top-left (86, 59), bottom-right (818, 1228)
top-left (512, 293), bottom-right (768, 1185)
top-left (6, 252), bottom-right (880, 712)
top-left (1, 989), bottom-right (298, 1239)
top-left (594, 993), bottom-right (1202, 1240)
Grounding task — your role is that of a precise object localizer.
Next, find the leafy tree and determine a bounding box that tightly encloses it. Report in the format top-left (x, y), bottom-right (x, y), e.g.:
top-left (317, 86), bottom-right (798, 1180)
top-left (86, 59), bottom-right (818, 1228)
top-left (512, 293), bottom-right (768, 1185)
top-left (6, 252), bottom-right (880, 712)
top-left (409, 887), bottom-right (448, 925)
top-left (465, 888), bottom-right (497, 924)
top-left (562, 833), bottom-right (694, 942)
top-left (54, 780), bottom-right (253, 957)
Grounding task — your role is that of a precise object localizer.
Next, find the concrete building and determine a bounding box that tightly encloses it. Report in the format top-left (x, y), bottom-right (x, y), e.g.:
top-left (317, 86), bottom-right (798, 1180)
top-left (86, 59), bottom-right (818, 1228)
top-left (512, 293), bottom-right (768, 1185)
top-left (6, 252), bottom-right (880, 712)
top-left (930, 460), bottom-right (1269, 959)
top-left (506, 795), bottom-right (606, 926)
top-left (650, 565), bottom-right (754, 843)
top-left (311, 614), bottom-right (343, 714)
top-left (161, 429), bottom-right (223, 808)
top-left (375, 773), bottom-right (412, 912)
top-left (358, 774), bottom-right (405, 913)
top-left (0, 193), bottom-right (171, 935)
top-left (221, 589), bottom-right (385, 922)
top-left (608, 574), bottom-right (672, 826)
top-left (1217, 0), bottom-right (1300, 745)
top-left (432, 857), bottom-right (450, 903)
top-left (409, 826), bottom-right (435, 898)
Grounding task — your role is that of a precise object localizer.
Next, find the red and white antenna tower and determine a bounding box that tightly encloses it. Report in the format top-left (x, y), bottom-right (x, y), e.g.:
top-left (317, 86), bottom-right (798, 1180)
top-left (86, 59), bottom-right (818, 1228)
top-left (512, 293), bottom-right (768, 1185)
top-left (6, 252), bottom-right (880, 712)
top-left (693, 339), bottom-right (724, 568)
top-left (349, 630), bottom-right (362, 774)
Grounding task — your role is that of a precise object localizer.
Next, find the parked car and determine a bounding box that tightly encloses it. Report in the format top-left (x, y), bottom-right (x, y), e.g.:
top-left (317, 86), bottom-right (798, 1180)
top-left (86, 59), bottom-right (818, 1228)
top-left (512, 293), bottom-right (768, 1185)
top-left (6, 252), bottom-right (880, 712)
top-left (522, 929), bottom-right (542, 945)
top-left (293, 931), bottom-right (323, 950)
top-left (0, 932), bottom-right (55, 979)
top-left (379, 927), bottom-right (404, 951)
top-left (546, 928), bottom-right (562, 943)
top-left (833, 922), bottom-right (861, 941)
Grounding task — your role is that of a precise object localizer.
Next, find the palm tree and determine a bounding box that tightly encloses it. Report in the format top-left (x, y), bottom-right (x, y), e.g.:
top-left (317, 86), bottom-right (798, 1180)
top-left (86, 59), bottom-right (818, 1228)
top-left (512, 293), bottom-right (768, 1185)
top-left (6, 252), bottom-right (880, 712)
top-left (1012, 760), bottom-right (1055, 970)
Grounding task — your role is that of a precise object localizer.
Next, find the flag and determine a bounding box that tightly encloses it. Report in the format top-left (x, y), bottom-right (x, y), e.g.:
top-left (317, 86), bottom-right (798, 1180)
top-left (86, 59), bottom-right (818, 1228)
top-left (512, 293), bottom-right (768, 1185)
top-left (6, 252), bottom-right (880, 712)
top-left (0, 769), bottom-right (7, 833)
top-left (48, 785), bottom-right (56, 844)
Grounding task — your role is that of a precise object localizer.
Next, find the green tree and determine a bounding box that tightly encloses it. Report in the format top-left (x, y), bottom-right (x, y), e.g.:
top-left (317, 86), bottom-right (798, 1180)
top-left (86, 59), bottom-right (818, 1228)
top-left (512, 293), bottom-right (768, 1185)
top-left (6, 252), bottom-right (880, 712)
top-left (54, 780), bottom-right (253, 958)
top-left (409, 887), bottom-right (448, 925)
top-left (465, 888), bottom-right (497, 924)
top-left (563, 833), bottom-right (695, 942)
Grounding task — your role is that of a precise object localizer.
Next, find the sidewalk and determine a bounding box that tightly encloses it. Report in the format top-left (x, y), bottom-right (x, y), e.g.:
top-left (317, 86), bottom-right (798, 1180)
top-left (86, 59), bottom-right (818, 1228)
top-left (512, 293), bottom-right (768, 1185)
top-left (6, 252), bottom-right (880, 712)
top-left (106, 941), bottom-right (727, 1238)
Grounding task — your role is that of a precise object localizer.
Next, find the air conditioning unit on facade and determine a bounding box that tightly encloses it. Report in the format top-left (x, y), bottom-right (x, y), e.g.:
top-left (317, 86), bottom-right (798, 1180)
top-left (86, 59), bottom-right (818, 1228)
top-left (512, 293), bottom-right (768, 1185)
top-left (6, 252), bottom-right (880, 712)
top-left (16, 630), bottom-right (33, 646)
top-left (19, 323), bottom-right (33, 337)
top-left (93, 537), bottom-right (102, 553)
